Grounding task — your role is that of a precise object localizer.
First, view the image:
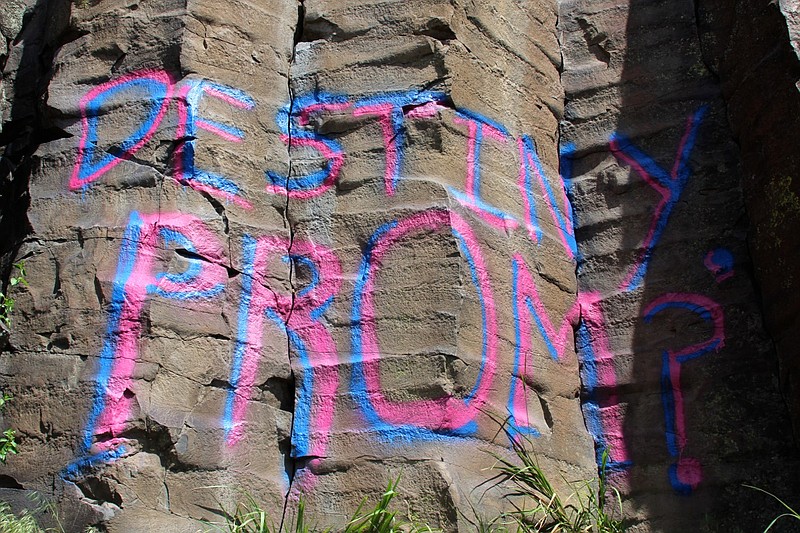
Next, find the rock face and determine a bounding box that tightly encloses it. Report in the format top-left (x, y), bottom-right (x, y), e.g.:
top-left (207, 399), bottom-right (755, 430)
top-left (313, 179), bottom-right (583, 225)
top-left (0, 0), bottom-right (592, 531)
top-left (560, 0), bottom-right (800, 529)
top-left (0, 0), bottom-right (797, 531)
top-left (695, 0), bottom-right (800, 443)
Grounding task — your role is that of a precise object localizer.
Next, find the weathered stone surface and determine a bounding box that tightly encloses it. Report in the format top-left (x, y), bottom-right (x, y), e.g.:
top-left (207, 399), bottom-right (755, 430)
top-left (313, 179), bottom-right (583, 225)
top-left (560, 0), bottom-right (800, 530)
top-left (694, 0), bottom-right (800, 446)
top-left (0, 0), bottom-right (799, 530)
top-left (279, 4), bottom-right (590, 528)
top-left (0, 0), bottom-right (596, 530)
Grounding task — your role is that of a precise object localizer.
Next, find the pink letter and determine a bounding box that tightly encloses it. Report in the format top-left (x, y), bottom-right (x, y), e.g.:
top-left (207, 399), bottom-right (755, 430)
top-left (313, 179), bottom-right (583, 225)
top-left (70, 70), bottom-right (174, 190)
top-left (224, 235), bottom-right (341, 472)
top-left (73, 212), bottom-right (226, 473)
top-left (174, 79), bottom-right (255, 208)
top-left (451, 112), bottom-right (519, 232)
top-left (351, 209), bottom-right (498, 436)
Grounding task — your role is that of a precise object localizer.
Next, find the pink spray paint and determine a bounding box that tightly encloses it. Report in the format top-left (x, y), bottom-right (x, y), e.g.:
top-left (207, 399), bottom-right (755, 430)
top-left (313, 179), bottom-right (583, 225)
top-left (91, 212), bottom-right (227, 443)
top-left (508, 254), bottom-right (580, 436)
top-left (643, 292), bottom-right (725, 493)
top-left (353, 209), bottom-right (498, 431)
top-left (70, 70), bottom-right (174, 190)
top-left (225, 236), bottom-right (341, 468)
top-left (353, 102), bottom-right (401, 196)
top-left (451, 115), bottom-right (519, 232)
top-left (173, 80), bottom-right (255, 208)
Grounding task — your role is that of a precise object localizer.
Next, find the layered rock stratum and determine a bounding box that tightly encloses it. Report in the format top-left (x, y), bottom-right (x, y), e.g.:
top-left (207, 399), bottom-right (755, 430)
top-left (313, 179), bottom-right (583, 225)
top-left (0, 0), bottom-right (798, 531)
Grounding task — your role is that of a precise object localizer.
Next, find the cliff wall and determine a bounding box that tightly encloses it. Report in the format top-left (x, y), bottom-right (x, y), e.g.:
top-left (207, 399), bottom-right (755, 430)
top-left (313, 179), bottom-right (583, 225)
top-left (0, 0), bottom-right (797, 531)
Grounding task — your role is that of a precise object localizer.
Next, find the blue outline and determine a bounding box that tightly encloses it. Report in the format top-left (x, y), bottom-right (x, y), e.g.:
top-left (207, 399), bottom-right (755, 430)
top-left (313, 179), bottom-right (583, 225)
top-left (266, 93), bottom-right (349, 194)
top-left (223, 244), bottom-right (335, 455)
top-left (506, 259), bottom-right (541, 440)
top-left (79, 212), bottom-right (144, 454)
top-left (643, 294), bottom-right (721, 494)
top-left (353, 91), bottom-right (447, 193)
top-left (265, 308), bottom-right (315, 457)
top-left (63, 446), bottom-right (128, 480)
top-left (223, 235), bottom-right (257, 439)
top-left (450, 109), bottom-right (517, 228)
top-left (613, 105), bottom-right (709, 291)
top-left (577, 320), bottom-right (632, 472)
top-left (77, 79), bottom-right (171, 188)
top-left (520, 135), bottom-right (577, 258)
top-left (350, 218), bottom-right (496, 442)
top-left (179, 80), bottom-right (254, 202)
top-left (149, 228), bottom-right (225, 300)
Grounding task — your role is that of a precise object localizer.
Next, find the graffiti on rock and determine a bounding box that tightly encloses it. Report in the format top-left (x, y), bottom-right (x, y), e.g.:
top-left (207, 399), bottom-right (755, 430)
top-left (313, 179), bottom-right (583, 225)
top-left (70, 70), bottom-right (174, 191)
top-left (65, 212), bottom-right (228, 477)
top-left (66, 70), bottom-right (725, 495)
top-left (351, 209), bottom-right (497, 440)
top-left (705, 248), bottom-right (734, 283)
top-left (224, 236), bottom-right (341, 460)
top-left (175, 79), bottom-right (256, 207)
top-left (577, 292), bottom-right (631, 473)
top-left (609, 105), bottom-right (708, 292)
top-left (642, 294), bottom-right (725, 494)
top-left (518, 137), bottom-right (577, 259)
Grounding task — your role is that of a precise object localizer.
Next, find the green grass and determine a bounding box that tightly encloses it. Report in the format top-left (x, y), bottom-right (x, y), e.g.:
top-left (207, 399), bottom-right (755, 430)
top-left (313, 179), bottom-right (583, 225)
top-left (211, 441), bottom-right (624, 533)
top-left (744, 485), bottom-right (800, 533)
top-left (486, 427), bottom-right (623, 533)
top-left (206, 477), bottom-right (438, 533)
top-left (0, 501), bottom-right (45, 533)
top-left (0, 492), bottom-right (104, 533)
top-left (341, 477), bottom-right (436, 533)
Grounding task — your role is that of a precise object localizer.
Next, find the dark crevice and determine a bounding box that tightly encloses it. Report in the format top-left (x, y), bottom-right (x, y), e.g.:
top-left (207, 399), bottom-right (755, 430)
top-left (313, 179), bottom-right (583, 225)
top-left (110, 52), bottom-right (127, 74)
top-left (415, 18), bottom-right (457, 43)
top-left (293, 1), bottom-right (306, 46)
top-left (261, 376), bottom-right (295, 413)
top-left (75, 477), bottom-right (123, 508)
top-left (557, 2), bottom-right (601, 480)
top-left (93, 275), bottom-right (105, 306)
top-left (279, 1), bottom-right (304, 529)
top-left (0, 475), bottom-right (24, 489)
top-left (197, 332), bottom-right (230, 342)
top-left (55, 26), bottom-right (89, 50)
top-left (691, 0), bottom-right (722, 81)
top-left (51, 255), bottom-right (61, 296)
top-left (198, 189), bottom-right (230, 235)
top-left (0, 122), bottom-right (71, 148)
top-left (539, 396), bottom-right (555, 430)
top-left (207, 378), bottom-right (231, 391)
top-left (0, 0), bottom-right (72, 278)
top-left (103, 147), bottom-right (165, 176)
top-left (173, 247), bottom-right (213, 264)
top-left (576, 17), bottom-right (611, 66)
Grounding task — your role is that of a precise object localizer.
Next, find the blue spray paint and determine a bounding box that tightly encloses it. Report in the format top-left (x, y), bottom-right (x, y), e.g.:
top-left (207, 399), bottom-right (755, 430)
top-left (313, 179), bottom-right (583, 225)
top-left (611, 105), bottom-right (708, 291)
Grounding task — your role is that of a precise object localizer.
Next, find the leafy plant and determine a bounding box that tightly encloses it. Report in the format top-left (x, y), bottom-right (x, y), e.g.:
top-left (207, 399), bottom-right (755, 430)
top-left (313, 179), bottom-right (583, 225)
top-left (0, 261), bottom-right (27, 467)
top-left (206, 487), bottom-right (278, 533)
top-left (460, 503), bottom-right (510, 533)
top-left (0, 392), bottom-right (18, 463)
top-left (487, 427), bottom-right (623, 533)
top-left (205, 486), bottom-right (334, 533)
top-left (0, 261), bottom-right (28, 331)
top-left (744, 484), bottom-right (800, 532)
